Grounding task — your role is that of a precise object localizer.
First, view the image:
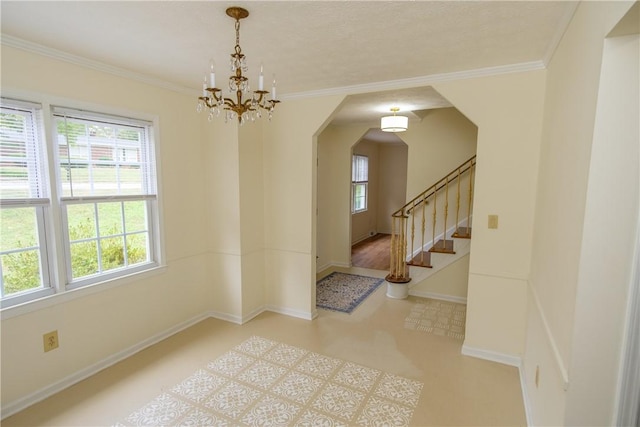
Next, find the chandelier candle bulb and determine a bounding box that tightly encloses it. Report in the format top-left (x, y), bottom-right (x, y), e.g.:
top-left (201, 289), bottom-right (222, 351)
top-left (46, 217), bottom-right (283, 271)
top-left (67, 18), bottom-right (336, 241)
top-left (272, 76), bottom-right (276, 99)
top-left (259, 64), bottom-right (264, 90)
top-left (209, 61), bottom-right (216, 88)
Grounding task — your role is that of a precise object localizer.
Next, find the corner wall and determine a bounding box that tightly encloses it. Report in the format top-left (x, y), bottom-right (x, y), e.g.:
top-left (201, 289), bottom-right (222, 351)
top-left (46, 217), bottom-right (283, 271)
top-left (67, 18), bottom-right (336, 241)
top-left (525, 2), bottom-right (638, 425)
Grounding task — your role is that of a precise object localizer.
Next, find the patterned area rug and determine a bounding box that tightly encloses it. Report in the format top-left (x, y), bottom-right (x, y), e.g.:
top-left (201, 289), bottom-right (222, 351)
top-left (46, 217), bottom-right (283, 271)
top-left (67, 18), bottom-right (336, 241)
top-left (404, 297), bottom-right (467, 340)
top-left (316, 272), bottom-right (385, 314)
top-left (115, 336), bottom-right (423, 427)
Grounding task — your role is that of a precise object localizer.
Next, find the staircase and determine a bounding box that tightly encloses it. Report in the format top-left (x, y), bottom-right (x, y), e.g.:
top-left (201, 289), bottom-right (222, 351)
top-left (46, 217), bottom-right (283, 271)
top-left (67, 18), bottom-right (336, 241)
top-left (386, 155), bottom-right (476, 284)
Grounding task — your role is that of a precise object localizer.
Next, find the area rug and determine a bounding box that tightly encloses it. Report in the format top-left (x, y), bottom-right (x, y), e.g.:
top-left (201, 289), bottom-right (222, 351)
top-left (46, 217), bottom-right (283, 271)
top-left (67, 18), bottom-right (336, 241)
top-left (316, 272), bottom-right (385, 314)
top-left (114, 336), bottom-right (423, 427)
top-left (404, 297), bottom-right (467, 340)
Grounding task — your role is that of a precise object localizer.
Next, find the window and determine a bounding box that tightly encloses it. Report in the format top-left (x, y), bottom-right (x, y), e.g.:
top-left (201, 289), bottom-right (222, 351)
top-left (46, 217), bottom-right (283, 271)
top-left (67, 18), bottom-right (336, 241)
top-left (0, 98), bottom-right (160, 307)
top-left (352, 154), bottom-right (368, 213)
top-left (0, 100), bottom-right (52, 304)
top-left (54, 108), bottom-right (158, 288)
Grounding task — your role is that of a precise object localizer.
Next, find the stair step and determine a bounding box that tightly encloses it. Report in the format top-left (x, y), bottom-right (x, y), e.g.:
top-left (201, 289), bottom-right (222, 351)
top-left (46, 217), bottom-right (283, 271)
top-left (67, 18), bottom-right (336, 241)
top-left (407, 251), bottom-right (433, 268)
top-left (452, 227), bottom-right (472, 239)
top-left (429, 239), bottom-right (456, 254)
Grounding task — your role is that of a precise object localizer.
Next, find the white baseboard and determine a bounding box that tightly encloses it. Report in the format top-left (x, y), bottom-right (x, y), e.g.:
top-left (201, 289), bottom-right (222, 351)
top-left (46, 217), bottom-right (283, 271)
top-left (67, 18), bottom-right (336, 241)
top-left (265, 305), bottom-right (315, 321)
top-left (461, 343), bottom-right (522, 367)
top-left (316, 262), bottom-right (352, 277)
top-left (519, 361), bottom-right (533, 426)
top-left (209, 310), bottom-right (243, 325)
top-left (1, 311), bottom-right (211, 419)
top-left (408, 290), bottom-right (467, 304)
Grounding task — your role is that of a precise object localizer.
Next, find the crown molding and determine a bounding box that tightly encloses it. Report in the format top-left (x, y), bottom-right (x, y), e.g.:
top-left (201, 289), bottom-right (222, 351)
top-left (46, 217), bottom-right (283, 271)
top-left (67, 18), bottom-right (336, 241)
top-left (1, 34), bottom-right (195, 96)
top-left (280, 61), bottom-right (546, 101)
top-left (3, 33), bottom-right (546, 102)
top-left (542, 1), bottom-right (580, 66)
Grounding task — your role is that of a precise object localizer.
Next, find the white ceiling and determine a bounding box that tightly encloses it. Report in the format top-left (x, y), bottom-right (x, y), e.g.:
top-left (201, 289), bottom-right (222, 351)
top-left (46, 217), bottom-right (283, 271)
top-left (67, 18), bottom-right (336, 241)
top-left (1, 1), bottom-right (577, 141)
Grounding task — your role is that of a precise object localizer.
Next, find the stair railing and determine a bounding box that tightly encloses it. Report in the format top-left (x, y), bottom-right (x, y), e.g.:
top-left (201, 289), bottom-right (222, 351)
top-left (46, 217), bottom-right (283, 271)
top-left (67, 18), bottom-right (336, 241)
top-left (386, 155), bottom-right (476, 283)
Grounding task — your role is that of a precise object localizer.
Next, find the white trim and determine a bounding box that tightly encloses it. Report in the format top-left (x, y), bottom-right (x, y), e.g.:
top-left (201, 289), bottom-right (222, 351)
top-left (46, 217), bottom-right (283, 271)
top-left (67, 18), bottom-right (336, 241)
top-left (1, 35), bottom-right (194, 96)
top-left (542, 2), bottom-right (580, 66)
top-left (208, 310), bottom-right (243, 325)
top-left (265, 305), bottom-right (315, 321)
top-left (282, 62), bottom-right (545, 101)
top-left (408, 290), bottom-right (467, 304)
top-left (461, 344), bottom-right (522, 367)
top-left (528, 281), bottom-right (570, 390)
top-left (241, 306), bottom-right (267, 324)
top-left (2, 34), bottom-right (546, 102)
top-left (519, 361), bottom-right (534, 427)
top-left (0, 311), bottom-right (210, 419)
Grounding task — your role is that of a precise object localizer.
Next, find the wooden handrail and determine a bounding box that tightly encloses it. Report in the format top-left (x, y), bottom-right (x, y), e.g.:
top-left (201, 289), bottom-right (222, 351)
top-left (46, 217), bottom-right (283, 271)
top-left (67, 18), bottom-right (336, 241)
top-left (395, 156), bottom-right (476, 217)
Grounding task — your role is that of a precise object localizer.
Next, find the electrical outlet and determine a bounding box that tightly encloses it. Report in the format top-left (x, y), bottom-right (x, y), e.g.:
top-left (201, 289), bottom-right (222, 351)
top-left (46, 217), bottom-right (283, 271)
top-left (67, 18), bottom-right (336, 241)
top-left (43, 330), bottom-right (59, 352)
top-left (535, 365), bottom-right (540, 388)
top-left (488, 214), bottom-right (499, 229)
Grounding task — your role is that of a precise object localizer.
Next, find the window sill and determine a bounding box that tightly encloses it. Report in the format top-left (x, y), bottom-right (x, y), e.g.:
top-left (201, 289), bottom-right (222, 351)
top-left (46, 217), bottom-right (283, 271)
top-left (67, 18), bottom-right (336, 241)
top-left (0, 264), bottom-right (167, 320)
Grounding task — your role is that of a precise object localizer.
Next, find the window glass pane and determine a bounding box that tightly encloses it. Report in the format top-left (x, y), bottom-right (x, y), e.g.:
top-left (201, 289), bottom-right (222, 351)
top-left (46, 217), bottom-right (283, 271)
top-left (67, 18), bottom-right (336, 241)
top-left (98, 202), bottom-right (123, 236)
top-left (1, 249), bottom-right (41, 295)
top-left (70, 240), bottom-right (98, 278)
top-left (101, 236), bottom-right (125, 271)
top-left (0, 207), bottom-right (38, 251)
top-left (67, 204), bottom-right (96, 240)
top-left (126, 233), bottom-right (148, 265)
top-left (353, 183), bottom-right (367, 212)
top-left (124, 200), bottom-right (147, 232)
top-left (55, 114), bottom-right (153, 198)
top-left (352, 155), bottom-right (368, 183)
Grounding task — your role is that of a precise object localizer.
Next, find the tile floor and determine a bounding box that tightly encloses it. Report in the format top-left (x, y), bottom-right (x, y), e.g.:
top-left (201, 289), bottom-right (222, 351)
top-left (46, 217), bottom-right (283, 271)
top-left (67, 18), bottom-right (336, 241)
top-left (2, 267), bottom-right (526, 426)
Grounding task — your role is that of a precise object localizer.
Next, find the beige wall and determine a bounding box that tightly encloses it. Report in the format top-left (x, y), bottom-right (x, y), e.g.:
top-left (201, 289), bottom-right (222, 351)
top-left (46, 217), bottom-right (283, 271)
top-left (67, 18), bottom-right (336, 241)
top-left (1, 46), bottom-right (212, 408)
top-left (525, 2), bottom-right (638, 425)
top-left (377, 143), bottom-right (408, 234)
top-left (434, 70), bottom-right (546, 357)
top-left (263, 95), bottom-right (344, 317)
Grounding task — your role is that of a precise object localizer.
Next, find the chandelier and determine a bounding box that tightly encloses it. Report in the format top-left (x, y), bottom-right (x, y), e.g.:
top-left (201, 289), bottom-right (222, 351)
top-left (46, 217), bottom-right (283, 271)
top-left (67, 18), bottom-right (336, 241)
top-left (380, 107), bottom-right (408, 132)
top-left (197, 7), bottom-right (279, 124)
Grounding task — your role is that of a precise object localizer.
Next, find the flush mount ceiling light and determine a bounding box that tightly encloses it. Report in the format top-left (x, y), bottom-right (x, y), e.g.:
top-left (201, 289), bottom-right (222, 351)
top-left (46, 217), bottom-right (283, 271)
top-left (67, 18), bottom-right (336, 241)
top-left (197, 6), bottom-right (280, 124)
top-left (380, 107), bottom-right (408, 132)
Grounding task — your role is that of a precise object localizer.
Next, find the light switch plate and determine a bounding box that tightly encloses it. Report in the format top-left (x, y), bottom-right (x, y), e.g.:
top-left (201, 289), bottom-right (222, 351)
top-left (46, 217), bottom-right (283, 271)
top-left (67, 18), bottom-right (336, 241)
top-left (488, 215), bottom-right (499, 229)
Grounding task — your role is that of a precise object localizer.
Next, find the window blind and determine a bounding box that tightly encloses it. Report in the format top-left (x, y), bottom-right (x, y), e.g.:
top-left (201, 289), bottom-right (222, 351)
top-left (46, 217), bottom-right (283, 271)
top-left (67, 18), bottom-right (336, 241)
top-left (53, 107), bottom-right (156, 199)
top-left (0, 99), bottom-right (48, 202)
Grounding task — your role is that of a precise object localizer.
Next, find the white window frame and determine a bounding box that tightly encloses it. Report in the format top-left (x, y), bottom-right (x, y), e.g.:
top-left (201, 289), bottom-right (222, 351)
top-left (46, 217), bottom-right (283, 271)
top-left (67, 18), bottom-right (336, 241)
top-left (53, 107), bottom-right (159, 289)
top-left (0, 99), bottom-right (55, 307)
top-left (352, 154), bottom-right (368, 214)
top-left (0, 98), bottom-right (162, 309)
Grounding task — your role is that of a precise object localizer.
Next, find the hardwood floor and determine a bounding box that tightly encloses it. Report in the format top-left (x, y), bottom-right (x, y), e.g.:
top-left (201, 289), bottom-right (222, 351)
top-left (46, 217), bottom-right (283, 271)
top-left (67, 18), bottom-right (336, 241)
top-left (351, 233), bottom-right (391, 270)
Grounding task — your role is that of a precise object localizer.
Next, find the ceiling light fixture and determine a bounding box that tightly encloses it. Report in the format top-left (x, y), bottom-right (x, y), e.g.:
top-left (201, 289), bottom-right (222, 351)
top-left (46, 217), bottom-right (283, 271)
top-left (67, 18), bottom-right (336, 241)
top-left (197, 6), bottom-right (280, 124)
top-left (380, 107), bottom-right (408, 132)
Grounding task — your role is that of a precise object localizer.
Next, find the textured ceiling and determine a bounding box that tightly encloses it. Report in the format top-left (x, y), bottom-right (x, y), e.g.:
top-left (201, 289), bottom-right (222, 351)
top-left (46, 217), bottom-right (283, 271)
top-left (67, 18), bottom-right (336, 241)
top-left (1, 1), bottom-right (576, 139)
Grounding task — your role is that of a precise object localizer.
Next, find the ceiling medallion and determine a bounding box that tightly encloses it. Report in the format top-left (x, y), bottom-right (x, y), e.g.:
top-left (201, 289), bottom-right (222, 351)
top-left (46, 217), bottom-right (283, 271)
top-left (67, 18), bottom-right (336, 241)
top-left (197, 6), bottom-right (280, 124)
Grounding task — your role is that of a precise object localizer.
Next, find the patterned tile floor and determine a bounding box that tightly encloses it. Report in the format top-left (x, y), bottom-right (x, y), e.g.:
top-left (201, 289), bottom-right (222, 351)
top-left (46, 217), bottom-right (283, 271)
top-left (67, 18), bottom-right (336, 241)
top-left (403, 297), bottom-right (467, 340)
top-left (115, 336), bottom-right (424, 426)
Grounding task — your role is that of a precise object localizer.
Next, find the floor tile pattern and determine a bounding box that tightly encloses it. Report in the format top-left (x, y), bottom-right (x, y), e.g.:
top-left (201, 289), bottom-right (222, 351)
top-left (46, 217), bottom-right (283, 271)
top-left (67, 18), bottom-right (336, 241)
top-left (115, 336), bottom-right (423, 426)
top-left (404, 297), bottom-right (467, 339)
